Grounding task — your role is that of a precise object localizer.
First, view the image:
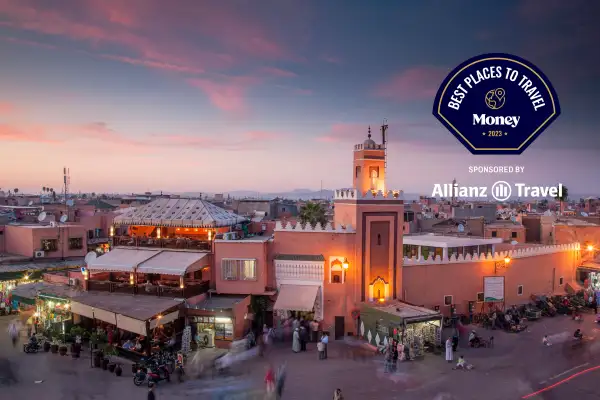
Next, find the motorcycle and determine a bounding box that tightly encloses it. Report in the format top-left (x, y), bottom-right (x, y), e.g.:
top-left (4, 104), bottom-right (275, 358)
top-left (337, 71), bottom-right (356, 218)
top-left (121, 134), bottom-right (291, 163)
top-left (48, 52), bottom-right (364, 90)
top-left (133, 365), bottom-right (170, 386)
top-left (23, 342), bottom-right (40, 353)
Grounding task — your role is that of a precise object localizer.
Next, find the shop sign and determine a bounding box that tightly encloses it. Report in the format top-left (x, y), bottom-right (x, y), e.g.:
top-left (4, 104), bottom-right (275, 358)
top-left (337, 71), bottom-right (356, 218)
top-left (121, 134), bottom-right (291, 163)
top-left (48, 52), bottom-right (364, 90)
top-left (483, 276), bottom-right (505, 302)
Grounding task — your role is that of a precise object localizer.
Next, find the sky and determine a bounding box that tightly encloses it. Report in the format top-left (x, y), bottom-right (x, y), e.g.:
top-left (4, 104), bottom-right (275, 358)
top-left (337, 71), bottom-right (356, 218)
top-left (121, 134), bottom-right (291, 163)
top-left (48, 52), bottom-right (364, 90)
top-left (0, 0), bottom-right (599, 195)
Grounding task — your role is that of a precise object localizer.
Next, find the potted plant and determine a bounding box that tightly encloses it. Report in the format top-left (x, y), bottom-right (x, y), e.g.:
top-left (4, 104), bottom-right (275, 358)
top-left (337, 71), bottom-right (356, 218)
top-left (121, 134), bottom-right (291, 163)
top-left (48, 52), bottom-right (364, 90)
top-left (104, 345), bottom-right (118, 372)
top-left (93, 350), bottom-right (103, 368)
top-left (59, 343), bottom-right (68, 356)
top-left (43, 340), bottom-right (51, 352)
top-left (114, 363), bottom-right (123, 377)
top-left (50, 340), bottom-right (59, 354)
top-left (101, 356), bottom-right (110, 370)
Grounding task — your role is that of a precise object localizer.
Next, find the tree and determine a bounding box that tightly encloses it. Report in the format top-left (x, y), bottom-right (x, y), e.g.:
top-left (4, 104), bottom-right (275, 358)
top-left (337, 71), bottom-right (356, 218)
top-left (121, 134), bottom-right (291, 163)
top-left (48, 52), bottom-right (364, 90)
top-left (554, 185), bottom-right (569, 215)
top-left (13, 188), bottom-right (18, 194)
top-left (298, 201), bottom-right (327, 227)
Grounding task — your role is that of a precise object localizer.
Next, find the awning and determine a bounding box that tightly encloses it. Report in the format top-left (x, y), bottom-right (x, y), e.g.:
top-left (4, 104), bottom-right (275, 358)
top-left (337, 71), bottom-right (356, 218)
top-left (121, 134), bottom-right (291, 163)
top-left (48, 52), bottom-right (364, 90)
top-left (149, 310), bottom-right (180, 330)
top-left (116, 314), bottom-right (147, 336)
top-left (70, 302), bottom-right (94, 319)
top-left (11, 294), bottom-right (36, 305)
top-left (137, 251), bottom-right (208, 276)
top-left (93, 307), bottom-right (117, 325)
top-left (87, 248), bottom-right (159, 273)
top-left (273, 285), bottom-right (319, 312)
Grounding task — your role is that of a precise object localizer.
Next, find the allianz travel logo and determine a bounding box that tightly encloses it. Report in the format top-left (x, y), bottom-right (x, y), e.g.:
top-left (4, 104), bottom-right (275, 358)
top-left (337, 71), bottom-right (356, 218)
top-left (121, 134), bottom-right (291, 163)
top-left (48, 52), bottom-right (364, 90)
top-left (432, 182), bottom-right (564, 201)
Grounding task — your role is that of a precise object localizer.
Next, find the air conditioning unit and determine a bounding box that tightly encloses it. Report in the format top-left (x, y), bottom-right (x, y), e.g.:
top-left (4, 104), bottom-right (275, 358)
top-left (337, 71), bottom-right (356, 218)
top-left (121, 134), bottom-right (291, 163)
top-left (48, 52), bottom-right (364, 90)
top-left (34, 250), bottom-right (45, 258)
top-left (196, 331), bottom-right (215, 348)
top-left (224, 232), bottom-right (239, 241)
top-left (69, 278), bottom-right (80, 287)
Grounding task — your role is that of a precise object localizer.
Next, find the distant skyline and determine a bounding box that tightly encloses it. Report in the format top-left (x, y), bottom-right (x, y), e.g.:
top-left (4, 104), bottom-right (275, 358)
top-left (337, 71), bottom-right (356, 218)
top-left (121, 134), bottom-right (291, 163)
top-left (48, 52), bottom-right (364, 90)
top-left (0, 1), bottom-right (599, 194)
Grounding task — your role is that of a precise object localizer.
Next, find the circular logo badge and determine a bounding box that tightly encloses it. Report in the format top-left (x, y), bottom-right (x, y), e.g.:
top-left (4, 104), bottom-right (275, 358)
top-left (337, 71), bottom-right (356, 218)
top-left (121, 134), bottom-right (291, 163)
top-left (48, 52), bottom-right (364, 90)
top-left (432, 53), bottom-right (560, 155)
top-left (491, 181), bottom-right (512, 202)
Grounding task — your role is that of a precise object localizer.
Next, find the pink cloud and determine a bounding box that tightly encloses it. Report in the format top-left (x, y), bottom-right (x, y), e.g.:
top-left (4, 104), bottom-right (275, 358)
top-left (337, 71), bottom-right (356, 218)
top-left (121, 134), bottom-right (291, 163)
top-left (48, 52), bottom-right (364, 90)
top-left (0, 0), bottom-right (293, 76)
top-left (98, 54), bottom-right (204, 74)
top-left (0, 123), bottom-right (58, 143)
top-left (373, 66), bottom-right (447, 102)
top-left (260, 67), bottom-right (297, 78)
top-left (188, 76), bottom-right (260, 113)
top-left (316, 123), bottom-right (370, 143)
top-left (322, 55), bottom-right (342, 64)
top-left (2, 36), bottom-right (57, 49)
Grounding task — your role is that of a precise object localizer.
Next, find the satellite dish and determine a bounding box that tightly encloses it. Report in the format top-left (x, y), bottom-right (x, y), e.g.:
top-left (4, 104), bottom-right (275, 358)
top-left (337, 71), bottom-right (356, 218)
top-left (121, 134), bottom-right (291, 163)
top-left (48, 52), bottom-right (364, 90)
top-left (28, 201), bottom-right (33, 206)
top-left (60, 215), bottom-right (68, 223)
top-left (37, 212), bottom-right (47, 222)
top-left (49, 221), bottom-right (57, 227)
top-left (510, 216), bottom-right (517, 222)
top-left (66, 199), bottom-right (74, 207)
top-left (582, 212), bottom-right (589, 217)
top-left (511, 240), bottom-right (519, 246)
top-left (457, 224), bottom-right (465, 233)
top-left (84, 251), bottom-right (97, 265)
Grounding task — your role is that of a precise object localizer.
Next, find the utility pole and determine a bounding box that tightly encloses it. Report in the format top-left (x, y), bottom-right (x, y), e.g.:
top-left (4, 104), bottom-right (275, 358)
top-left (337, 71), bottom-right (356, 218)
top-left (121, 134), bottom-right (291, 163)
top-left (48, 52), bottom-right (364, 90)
top-left (381, 120), bottom-right (388, 190)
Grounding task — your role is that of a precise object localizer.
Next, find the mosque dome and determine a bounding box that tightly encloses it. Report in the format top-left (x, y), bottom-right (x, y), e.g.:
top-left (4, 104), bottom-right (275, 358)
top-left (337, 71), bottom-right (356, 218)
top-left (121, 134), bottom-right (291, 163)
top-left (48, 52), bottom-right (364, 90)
top-left (363, 126), bottom-right (376, 148)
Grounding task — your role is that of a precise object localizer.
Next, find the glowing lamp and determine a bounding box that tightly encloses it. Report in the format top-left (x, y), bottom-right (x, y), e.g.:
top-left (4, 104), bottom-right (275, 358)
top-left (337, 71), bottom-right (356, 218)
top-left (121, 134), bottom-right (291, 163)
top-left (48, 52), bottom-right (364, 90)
top-left (156, 227), bottom-right (161, 239)
top-left (378, 298), bottom-right (385, 303)
top-left (504, 257), bottom-right (511, 264)
top-left (157, 314), bottom-right (162, 319)
top-left (587, 245), bottom-right (594, 252)
top-left (208, 230), bottom-right (213, 241)
top-left (24, 275), bottom-right (29, 280)
top-left (180, 283), bottom-right (184, 289)
top-left (34, 312), bottom-right (40, 317)
top-left (342, 258), bottom-right (349, 270)
top-left (109, 226), bottom-right (114, 237)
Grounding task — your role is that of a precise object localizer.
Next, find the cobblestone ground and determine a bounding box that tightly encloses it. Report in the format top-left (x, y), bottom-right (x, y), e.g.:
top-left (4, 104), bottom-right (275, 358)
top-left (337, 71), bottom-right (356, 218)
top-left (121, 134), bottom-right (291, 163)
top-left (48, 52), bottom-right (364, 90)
top-left (3, 314), bottom-right (600, 399)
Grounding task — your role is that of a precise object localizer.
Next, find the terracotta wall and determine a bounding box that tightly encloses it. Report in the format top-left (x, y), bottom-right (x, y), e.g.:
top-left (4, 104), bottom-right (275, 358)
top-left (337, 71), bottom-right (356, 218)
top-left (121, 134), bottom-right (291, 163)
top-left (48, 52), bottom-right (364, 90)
top-left (484, 226), bottom-right (526, 243)
top-left (213, 240), bottom-right (269, 295)
top-left (403, 250), bottom-right (580, 316)
top-left (554, 225), bottom-right (600, 246)
top-left (4, 225), bottom-right (35, 257)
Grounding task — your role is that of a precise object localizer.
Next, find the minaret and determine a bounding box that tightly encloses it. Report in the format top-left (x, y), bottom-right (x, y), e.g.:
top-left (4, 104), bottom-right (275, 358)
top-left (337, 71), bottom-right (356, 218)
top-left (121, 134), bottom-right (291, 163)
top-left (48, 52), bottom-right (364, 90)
top-left (451, 178), bottom-right (457, 204)
top-left (352, 126), bottom-right (386, 195)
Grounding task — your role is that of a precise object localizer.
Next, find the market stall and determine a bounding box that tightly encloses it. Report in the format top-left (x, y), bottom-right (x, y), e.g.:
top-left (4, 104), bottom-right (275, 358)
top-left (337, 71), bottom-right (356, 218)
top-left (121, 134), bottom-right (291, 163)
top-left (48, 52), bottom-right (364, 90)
top-left (35, 293), bottom-right (73, 334)
top-left (359, 301), bottom-right (442, 359)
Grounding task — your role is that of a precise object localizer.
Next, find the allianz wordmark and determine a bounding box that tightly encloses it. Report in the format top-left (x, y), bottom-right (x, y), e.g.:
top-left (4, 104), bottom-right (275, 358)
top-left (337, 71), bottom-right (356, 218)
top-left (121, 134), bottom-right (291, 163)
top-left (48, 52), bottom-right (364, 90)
top-left (433, 53), bottom-right (560, 155)
top-left (432, 182), bottom-right (564, 202)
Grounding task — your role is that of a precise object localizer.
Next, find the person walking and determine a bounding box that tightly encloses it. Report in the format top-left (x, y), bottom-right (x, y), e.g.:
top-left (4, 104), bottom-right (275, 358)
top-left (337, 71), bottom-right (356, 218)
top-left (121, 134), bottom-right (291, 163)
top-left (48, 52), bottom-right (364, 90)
top-left (451, 334), bottom-right (458, 352)
top-left (445, 337), bottom-right (454, 363)
top-left (299, 326), bottom-right (308, 352)
top-left (333, 388), bottom-right (344, 400)
top-left (147, 382), bottom-right (156, 400)
top-left (264, 364), bottom-right (275, 393)
top-left (8, 320), bottom-right (18, 347)
top-left (310, 319), bottom-right (319, 342)
top-left (292, 328), bottom-right (301, 353)
top-left (321, 332), bottom-right (329, 359)
top-left (592, 297), bottom-right (598, 315)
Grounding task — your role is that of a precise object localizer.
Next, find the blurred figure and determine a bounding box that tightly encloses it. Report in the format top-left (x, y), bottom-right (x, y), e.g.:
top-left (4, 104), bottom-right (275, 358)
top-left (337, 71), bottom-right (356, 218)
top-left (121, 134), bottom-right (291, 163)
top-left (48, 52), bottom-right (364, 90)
top-left (8, 320), bottom-right (18, 347)
top-left (147, 382), bottom-right (156, 400)
top-left (542, 335), bottom-right (552, 346)
top-left (264, 364), bottom-right (275, 393)
top-left (292, 328), bottom-right (300, 353)
top-left (333, 388), bottom-right (344, 400)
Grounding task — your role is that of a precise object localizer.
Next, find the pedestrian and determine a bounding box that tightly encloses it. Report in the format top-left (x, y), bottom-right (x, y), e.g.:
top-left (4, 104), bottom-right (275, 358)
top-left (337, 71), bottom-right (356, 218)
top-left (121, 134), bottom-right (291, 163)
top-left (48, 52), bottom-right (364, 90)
top-left (321, 332), bottom-right (329, 359)
top-left (317, 340), bottom-right (325, 359)
top-left (333, 388), bottom-right (344, 400)
top-left (384, 344), bottom-right (393, 373)
top-left (392, 341), bottom-right (399, 371)
top-left (8, 321), bottom-right (18, 347)
top-left (542, 335), bottom-right (552, 346)
top-left (310, 319), bottom-right (319, 342)
top-left (264, 364), bottom-right (275, 393)
top-left (147, 382), bottom-right (156, 400)
top-left (292, 328), bottom-right (300, 353)
top-left (445, 337), bottom-right (454, 363)
top-left (451, 334), bottom-right (458, 352)
top-left (299, 325), bottom-right (308, 351)
top-left (592, 297), bottom-right (598, 314)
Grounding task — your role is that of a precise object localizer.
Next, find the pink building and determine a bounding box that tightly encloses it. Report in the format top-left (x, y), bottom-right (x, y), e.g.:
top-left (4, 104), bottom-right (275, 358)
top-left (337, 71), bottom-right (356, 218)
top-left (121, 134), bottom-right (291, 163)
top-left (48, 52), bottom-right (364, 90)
top-left (3, 223), bottom-right (87, 259)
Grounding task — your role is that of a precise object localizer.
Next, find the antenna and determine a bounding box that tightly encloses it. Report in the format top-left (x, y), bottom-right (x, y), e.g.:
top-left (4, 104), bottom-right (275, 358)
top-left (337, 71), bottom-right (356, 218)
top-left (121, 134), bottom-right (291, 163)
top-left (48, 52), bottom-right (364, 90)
top-left (381, 119), bottom-right (388, 188)
top-left (37, 211), bottom-right (47, 222)
top-left (60, 215), bottom-right (68, 223)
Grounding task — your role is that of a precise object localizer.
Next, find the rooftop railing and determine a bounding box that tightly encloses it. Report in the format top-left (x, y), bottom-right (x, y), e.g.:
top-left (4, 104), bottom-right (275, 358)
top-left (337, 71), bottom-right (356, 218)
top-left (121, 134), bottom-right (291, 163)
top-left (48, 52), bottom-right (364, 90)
top-left (111, 235), bottom-right (212, 251)
top-left (87, 279), bottom-right (209, 298)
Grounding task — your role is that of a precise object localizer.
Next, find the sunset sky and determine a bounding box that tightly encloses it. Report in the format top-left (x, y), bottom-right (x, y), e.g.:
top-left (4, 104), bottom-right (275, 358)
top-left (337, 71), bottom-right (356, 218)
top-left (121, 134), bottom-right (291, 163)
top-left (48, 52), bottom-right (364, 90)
top-left (0, 0), bottom-right (599, 195)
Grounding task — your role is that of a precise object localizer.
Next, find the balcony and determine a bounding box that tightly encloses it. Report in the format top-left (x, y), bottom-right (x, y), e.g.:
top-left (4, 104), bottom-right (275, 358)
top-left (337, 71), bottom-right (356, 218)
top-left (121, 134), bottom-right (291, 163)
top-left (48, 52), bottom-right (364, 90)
top-left (111, 235), bottom-right (212, 251)
top-left (87, 279), bottom-right (209, 298)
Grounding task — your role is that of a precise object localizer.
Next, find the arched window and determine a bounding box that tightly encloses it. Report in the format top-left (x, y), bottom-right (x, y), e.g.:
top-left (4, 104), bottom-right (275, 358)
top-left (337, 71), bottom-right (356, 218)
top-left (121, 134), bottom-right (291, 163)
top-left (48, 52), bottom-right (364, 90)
top-left (377, 234), bottom-right (382, 246)
top-left (330, 259), bottom-right (344, 284)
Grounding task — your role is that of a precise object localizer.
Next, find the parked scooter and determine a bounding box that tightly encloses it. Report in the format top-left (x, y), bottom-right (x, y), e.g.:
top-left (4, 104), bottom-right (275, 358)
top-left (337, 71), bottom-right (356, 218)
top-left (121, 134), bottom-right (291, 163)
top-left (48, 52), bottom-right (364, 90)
top-left (23, 342), bottom-right (40, 353)
top-left (133, 364), bottom-right (170, 386)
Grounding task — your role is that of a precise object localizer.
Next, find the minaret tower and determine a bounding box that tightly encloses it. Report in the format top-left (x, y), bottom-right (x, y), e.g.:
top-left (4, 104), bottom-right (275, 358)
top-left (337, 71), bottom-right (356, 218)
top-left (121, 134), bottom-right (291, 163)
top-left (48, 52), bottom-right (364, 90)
top-left (352, 126), bottom-right (386, 195)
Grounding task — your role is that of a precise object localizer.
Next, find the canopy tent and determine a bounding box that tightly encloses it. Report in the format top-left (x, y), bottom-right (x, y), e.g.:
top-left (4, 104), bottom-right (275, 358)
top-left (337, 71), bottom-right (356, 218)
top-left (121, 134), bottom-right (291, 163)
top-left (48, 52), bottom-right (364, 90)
top-left (136, 251), bottom-right (208, 276)
top-left (113, 198), bottom-right (248, 228)
top-left (86, 248), bottom-right (159, 273)
top-left (273, 284), bottom-right (319, 312)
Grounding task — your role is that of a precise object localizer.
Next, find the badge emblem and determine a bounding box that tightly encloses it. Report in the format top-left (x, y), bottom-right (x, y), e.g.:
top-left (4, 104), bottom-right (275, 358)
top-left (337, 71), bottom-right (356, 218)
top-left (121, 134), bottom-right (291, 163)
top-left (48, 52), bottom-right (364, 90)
top-left (433, 53), bottom-right (560, 155)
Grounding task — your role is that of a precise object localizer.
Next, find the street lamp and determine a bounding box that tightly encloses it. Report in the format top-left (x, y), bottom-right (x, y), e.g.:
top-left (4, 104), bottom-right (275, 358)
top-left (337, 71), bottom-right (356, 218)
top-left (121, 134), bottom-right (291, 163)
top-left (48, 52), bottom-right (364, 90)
top-left (494, 256), bottom-right (511, 274)
top-left (342, 258), bottom-right (349, 338)
top-left (587, 244), bottom-right (594, 252)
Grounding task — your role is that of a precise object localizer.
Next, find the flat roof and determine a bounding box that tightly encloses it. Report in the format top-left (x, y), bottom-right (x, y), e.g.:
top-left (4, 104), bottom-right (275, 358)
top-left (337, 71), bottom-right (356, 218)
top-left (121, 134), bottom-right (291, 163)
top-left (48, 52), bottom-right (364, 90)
top-left (72, 291), bottom-right (183, 320)
top-left (187, 295), bottom-right (248, 311)
top-left (403, 234), bottom-right (503, 248)
top-left (11, 282), bottom-right (84, 300)
top-left (274, 254), bottom-right (325, 262)
top-left (0, 259), bottom-right (83, 274)
top-left (87, 248), bottom-right (159, 272)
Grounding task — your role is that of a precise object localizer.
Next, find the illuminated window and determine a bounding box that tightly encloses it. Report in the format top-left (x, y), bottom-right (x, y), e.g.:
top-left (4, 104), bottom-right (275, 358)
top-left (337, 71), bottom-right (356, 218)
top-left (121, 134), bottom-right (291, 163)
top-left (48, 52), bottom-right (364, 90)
top-left (221, 259), bottom-right (257, 281)
top-left (41, 239), bottom-right (58, 252)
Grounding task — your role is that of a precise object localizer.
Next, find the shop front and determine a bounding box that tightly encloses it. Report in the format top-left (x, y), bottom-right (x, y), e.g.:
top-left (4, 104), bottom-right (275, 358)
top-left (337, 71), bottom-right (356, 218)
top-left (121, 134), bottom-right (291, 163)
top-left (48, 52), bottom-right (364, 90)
top-left (359, 301), bottom-right (442, 359)
top-left (186, 294), bottom-right (250, 349)
top-left (35, 293), bottom-right (73, 334)
top-left (87, 237), bottom-right (111, 255)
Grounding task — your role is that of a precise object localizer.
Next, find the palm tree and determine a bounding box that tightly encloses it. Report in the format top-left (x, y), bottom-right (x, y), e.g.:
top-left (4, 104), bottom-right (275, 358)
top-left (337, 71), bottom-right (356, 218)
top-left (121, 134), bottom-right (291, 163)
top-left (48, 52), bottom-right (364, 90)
top-left (298, 201), bottom-right (327, 227)
top-left (554, 185), bottom-right (569, 215)
top-left (13, 188), bottom-right (18, 195)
